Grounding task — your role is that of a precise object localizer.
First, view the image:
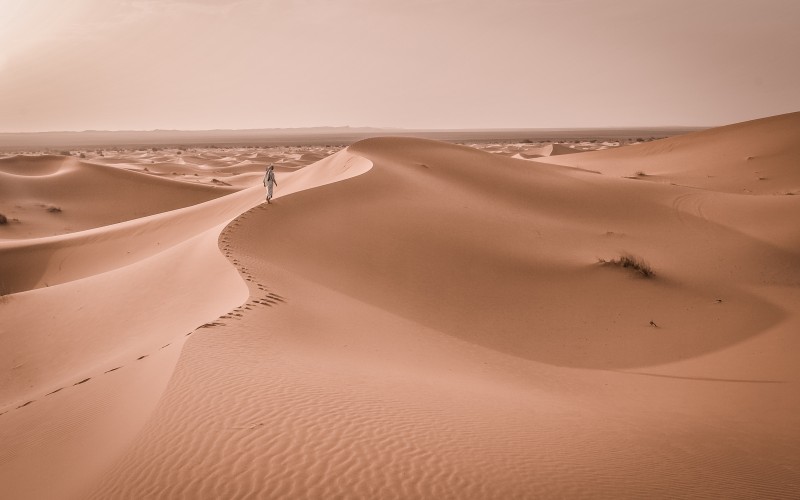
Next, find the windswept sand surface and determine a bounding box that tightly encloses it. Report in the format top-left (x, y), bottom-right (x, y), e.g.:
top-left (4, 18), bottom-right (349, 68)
top-left (2, 113), bottom-right (800, 499)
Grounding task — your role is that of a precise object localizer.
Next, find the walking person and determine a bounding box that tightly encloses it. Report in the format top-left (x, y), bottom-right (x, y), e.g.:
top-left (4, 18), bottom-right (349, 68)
top-left (264, 164), bottom-right (278, 203)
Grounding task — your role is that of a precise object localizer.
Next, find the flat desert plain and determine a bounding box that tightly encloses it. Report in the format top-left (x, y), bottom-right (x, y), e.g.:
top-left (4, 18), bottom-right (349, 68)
top-left (1, 112), bottom-right (799, 499)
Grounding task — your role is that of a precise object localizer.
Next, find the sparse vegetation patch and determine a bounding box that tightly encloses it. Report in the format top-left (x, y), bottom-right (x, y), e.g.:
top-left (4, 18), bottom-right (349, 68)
top-left (598, 253), bottom-right (655, 278)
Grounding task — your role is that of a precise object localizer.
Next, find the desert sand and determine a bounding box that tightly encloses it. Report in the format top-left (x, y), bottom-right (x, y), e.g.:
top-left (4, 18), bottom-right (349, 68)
top-left (1, 112), bottom-right (799, 499)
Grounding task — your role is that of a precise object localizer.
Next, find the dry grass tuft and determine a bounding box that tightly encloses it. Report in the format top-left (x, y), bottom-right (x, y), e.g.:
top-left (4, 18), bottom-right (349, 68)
top-left (599, 253), bottom-right (655, 278)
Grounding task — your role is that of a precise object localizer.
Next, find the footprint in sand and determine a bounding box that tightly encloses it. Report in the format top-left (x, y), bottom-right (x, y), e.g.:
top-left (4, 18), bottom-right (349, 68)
top-left (74, 378), bottom-right (91, 386)
top-left (17, 401), bottom-right (34, 409)
top-left (45, 388), bottom-right (64, 396)
top-left (105, 367), bottom-right (122, 373)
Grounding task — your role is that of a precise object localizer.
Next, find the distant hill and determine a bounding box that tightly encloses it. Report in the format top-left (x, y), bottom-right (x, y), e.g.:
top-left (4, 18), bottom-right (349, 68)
top-left (0, 126), bottom-right (701, 151)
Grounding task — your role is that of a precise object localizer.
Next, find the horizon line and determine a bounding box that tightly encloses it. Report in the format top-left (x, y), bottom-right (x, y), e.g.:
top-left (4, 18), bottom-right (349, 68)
top-left (0, 124), bottom-right (709, 135)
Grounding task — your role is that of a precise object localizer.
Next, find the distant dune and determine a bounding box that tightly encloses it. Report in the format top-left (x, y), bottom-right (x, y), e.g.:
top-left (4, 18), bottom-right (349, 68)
top-left (0, 126), bottom-right (699, 151)
top-left (512, 142), bottom-right (580, 158)
top-left (536, 111), bottom-right (800, 194)
top-left (1, 113), bottom-right (799, 499)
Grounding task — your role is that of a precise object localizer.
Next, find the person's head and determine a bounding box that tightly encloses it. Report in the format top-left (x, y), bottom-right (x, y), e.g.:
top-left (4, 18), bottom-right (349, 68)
top-left (269, 164), bottom-right (274, 171)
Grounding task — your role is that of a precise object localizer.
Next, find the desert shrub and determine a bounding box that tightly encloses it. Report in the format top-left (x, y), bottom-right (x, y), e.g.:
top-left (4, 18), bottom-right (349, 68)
top-left (60, 151), bottom-right (71, 156)
top-left (79, 152), bottom-right (86, 158)
top-left (46, 206), bottom-right (62, 213)
top-left (599, 253), bottom-right (655, 278)
top-left (0, 213), bottom-right (7, 224)
top-left (635, 171), bottom-right (647, 177)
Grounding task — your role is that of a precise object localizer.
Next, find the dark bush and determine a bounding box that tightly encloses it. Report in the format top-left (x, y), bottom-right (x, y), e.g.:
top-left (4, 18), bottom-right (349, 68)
top-left (599, 253), bottom-right (655, 278)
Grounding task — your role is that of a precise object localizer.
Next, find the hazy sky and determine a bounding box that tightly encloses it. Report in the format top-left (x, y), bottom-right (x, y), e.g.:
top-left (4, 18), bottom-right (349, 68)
top-left (1, 0), bottom-right (798, 132)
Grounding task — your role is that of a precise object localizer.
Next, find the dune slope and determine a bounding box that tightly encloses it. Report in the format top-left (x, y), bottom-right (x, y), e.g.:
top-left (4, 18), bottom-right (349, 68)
top-left (535, 111), bottom-right (800, 195)
top-left (0, 155), bottom-right (236, 240)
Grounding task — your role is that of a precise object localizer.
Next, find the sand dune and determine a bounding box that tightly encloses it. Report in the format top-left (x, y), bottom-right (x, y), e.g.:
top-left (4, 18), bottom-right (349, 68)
top-left (0, 155), bottom-right (236, 239)
top-left (512, 142), bottom-right (579, 158)
top-left (536, 111), bottom-right (800, 194)
top-left (1, 113), bottom-right (799, 499)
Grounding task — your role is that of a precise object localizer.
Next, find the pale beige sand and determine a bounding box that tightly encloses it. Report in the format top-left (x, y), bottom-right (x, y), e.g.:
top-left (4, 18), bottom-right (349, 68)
top-left (0, 154), bottom-right (237, 239)
top-left (513, 142), bottom-right (580, 158)
top-left (535, 111), bottom-right (800, 195)
top-left (1, 113), bottom-right (799, 499)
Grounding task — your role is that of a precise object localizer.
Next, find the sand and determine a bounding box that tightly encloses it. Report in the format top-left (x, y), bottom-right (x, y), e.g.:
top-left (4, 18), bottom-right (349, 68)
top-left (1, 112), bottom-right (799, 499)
